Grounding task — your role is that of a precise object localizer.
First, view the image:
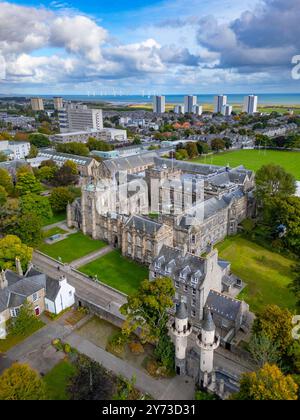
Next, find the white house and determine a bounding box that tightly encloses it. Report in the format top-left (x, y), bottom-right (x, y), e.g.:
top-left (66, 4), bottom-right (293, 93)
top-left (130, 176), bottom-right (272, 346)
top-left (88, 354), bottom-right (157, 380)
top-left (44, 275), bottom-right (76, 315)
top-left (0, 141), bottom-right (31, 160)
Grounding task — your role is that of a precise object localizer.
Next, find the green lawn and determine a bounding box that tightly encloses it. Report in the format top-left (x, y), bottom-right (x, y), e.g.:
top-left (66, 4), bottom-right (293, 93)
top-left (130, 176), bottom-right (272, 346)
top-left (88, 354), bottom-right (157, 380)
top-left (38, 232), bottom-right (107, 263)
top-left (44, 359), bottom-right (77, 400)
top-left (0, 320), bottom-right (45, 352)
top-left (79, 250), bottom-right (149, 295)
top-left (192, 149), bottom-right (300, 179)
top-left (43, 212), bottom-right (66, 227)
top-left (216, 236), bottom-right (297, 313)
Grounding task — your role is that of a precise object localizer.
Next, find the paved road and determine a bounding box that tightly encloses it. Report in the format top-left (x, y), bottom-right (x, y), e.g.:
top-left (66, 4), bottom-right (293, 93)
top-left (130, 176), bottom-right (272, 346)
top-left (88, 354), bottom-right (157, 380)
top-left (33, 251), bottom-right (127, 318)
top-left (70, 245), bottom-right (113, 269)
top-left (66, 333), bottom-right (195, 400)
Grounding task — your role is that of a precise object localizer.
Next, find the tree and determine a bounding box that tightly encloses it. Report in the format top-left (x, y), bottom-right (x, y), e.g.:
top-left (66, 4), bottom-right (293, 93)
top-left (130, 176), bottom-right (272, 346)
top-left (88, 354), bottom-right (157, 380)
top-left (14, 212), bottom-right (43, 246)
top-left (186, 142), bottom-right (198, 159)
top-left (175, 148), bottom-right (188, 160)
top-left (0, 151), bottom-right (7, 162)
top-left (233, 364), bottom-right (298, 400)
top-left (248, 333), bottom-right (281, 367)
top-left (289, 263), bottom-right (300, 307)
top-left (9, 302), bottom-right (42, 336)
top-left (132, 136), bottom-right (141, 145)
top-left (0, 185), bottom-right (8, 206)
top-left (49, 186), bottom-right (75, 213)
top-left (264, 196), bottom-right (300, 255)
top-left (0, 363), bottom-right (46, 400)
top-left (16, 171), bottom-right (42, 195)
top-left (36, 165), bottom-right (57, 182)
top-left (0, 168), bottom-right (13, 194)
top-left (211, 138), bottom-right (225, 151)
top-left (68, 354), bottom-right (116, 400)
top-left (56, 142), bottom-right (89, 157)
top-left (252, 305), bottom-right (294, 356)
top-left (255, 164), bottom-right (296, 205)
top-left (64, 160), bottom-right (78, 175)
top-left (196, 141), bottom-right (210, 155)
top-left (0, 235), bottom-right (33, 271)
top-left (120, 277), bottom-right (175, 342)
top-left (28, 133), bottom-right (50, 148)
top-left (154, 331), bottom-right (175, 371)
top-left (27, 144), bottom-right (38, 158)
top-left (20, 193), bottom-right (53, 222)
top-left (52, 164), bottom-right (78, 186)
top-left (87, 138), bottom-right (114, 152)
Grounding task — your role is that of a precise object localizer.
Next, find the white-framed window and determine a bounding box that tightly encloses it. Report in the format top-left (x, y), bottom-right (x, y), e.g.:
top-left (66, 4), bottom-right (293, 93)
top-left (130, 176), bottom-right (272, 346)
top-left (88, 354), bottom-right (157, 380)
top-left (32, 292), bottom-right (38, 302)
top-left (10, 307), bottom-right (20, 318)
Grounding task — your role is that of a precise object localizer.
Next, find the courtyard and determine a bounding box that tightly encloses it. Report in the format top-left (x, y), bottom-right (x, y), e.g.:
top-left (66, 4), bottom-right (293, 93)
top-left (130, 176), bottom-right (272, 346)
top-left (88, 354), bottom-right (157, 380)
top-left (217, 236), bottom-right (297, 313)
top-left (38, 232), bottom-right (107, 263)
top-left (78, 250), bottom-right (149, 295)
top-left (192, 149), bottom-right (300, 179)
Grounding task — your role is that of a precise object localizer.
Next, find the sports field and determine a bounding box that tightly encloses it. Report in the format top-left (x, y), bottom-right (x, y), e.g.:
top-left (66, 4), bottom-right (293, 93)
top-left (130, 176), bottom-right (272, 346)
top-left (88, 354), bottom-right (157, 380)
top-left (192, 149), bottom-right (300, 179)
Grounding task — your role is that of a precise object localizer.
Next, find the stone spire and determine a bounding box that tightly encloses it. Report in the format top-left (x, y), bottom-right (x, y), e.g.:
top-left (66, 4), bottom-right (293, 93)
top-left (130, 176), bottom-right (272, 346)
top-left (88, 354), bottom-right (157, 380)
top-left (176, 300), bottom-right (188, 320)
top-left (202, 308), bottom-right (215, 332)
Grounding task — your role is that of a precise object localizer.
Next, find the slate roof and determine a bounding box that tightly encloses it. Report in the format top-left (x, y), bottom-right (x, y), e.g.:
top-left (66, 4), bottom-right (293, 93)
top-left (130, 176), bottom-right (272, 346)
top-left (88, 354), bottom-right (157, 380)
top-left (38, 149), bottom-right (94, 166)
top-left (101, 151), bottom-right (158, 175)
top-left (205, 290), bottom-right (243, 321)
top-left (125, 215), bottom-right (163, 235)
top-left (154, 157), bottom-right (225, 176)
top-left (151, 245), bottom-right (206, 287)
top-left (178, 188), bottom-right (245, 228)
top-left (176, 301), bottom-right (188, 320)
top-left (0, 267), bottom-right (67, 313)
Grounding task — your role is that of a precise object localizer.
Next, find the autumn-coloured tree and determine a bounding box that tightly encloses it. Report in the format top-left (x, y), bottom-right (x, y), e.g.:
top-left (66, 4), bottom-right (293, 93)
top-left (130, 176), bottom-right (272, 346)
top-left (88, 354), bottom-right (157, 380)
top-left (0, 235), bottom-right (33, 271)
top-left (120, 277), bottom-right (175, 343)
top-left (0, 363), bottom-right (46, 400)
top-left (252, 304), bottom-right (294, 356)
top-left (233, 364), bottom-right (298, 400)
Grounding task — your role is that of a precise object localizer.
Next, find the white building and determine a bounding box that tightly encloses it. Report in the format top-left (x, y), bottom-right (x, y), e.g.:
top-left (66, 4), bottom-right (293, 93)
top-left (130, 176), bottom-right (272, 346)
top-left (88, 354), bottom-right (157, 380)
top-left (153, 96), bottom-right (166, 114)
top-left (59, 103), bottom-right (103, 133)
top-left (192, 104), bottom-right (203, 116)
top-left (184, 96), bottom-right (197, 114)
top-left (214, 95), bottom-right (227, 114)
top-left (30, 97), bottom-right (44, 111)
top-left (45, 275), bottom-right (76, 315)
top-left (243, 95), bottom-right (258, 115)
top-left (53, 97), bottom-right (63, 110)
top-left (51, 128), bottom-right (127, 144)
top-left (221, 104), bottom-right (233, 117)
top-left (0, 141), bottom-right (30, 160)
top-left (174, 105), bottom-right (185, 114)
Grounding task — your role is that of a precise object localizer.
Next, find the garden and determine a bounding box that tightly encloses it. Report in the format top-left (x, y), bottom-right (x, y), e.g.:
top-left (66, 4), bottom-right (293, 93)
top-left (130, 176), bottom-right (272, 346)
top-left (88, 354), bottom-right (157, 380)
top-left (79, 250), bottom-right (149, 295)
top-left (38, 232), bottom-right (107, 263)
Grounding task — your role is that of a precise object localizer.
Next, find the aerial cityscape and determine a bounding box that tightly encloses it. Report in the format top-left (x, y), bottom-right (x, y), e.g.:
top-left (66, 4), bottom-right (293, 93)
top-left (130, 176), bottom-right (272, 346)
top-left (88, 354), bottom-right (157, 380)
top-left (0, 0), bottom-right (300, 406)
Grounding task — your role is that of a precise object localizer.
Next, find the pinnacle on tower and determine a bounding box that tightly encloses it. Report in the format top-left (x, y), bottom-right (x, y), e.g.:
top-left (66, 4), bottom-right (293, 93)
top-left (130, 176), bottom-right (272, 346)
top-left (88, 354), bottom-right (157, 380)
top-left (202, 308), bottom-right (215, 332)
top-left (176, 299), bottom-right (188, 320)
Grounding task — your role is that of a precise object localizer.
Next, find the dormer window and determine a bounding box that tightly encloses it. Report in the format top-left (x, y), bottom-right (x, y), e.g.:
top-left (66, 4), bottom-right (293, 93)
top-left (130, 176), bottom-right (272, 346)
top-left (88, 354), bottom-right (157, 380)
top-left (180, 266), bottom-right (191, 280)
top-left (191, 234), bottom-right (196, 244)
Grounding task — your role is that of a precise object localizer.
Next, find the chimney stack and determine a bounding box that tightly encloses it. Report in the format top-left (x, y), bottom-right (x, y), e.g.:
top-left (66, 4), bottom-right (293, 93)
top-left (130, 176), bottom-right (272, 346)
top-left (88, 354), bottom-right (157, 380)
top-left (0, 270), bottom-right (8, 290)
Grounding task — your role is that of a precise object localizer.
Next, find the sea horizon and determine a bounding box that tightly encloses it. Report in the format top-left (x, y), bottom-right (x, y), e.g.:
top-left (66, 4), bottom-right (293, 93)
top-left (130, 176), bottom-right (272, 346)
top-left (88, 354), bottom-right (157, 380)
top-left (2, 93), bottom-right (300, 106)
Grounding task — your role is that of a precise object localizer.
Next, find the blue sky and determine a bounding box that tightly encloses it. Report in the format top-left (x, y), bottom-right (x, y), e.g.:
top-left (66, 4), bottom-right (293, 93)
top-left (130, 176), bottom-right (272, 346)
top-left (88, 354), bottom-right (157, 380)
top-left (0, 0), bottom-right (299, 94)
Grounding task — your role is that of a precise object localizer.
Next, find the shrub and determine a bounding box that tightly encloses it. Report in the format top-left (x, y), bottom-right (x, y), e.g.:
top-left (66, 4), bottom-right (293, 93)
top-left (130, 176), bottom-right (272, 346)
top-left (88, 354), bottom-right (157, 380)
top-left (106, 332), bottom-right (127, 356)
top-left (128, 341), bottom-right (144, 354)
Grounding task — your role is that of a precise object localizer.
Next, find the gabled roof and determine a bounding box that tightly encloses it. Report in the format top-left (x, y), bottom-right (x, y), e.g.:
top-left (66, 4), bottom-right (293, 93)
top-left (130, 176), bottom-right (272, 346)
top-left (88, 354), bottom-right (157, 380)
top-left (205, 290), bottom-right (243, 321)
top-left (125, 215), bottom-right (163, 235)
